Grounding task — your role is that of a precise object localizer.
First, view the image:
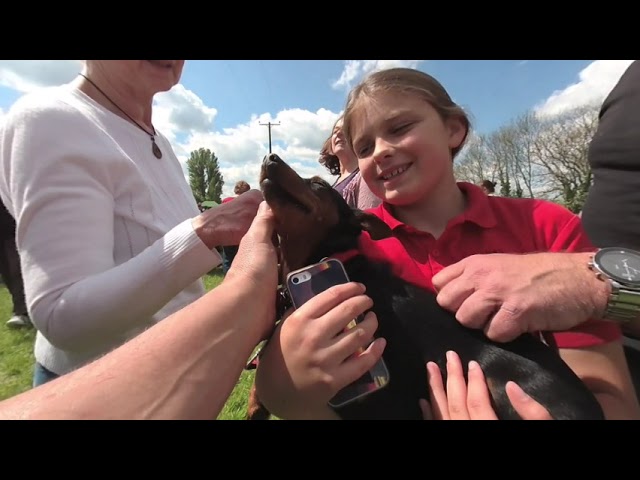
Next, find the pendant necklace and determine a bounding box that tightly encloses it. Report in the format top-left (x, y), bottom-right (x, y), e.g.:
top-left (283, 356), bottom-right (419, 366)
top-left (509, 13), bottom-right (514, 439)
top-left (78, 73), bottom-right (163, 159)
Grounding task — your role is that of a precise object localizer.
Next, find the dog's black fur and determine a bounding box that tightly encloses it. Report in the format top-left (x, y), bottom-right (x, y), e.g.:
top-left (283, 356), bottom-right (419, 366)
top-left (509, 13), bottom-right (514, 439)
top-left (256, 153), bottom-right (605, 420)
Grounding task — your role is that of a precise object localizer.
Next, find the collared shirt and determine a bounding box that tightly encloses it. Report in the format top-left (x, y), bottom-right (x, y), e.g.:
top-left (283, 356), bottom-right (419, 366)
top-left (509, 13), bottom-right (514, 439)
top-left (357, 182), bottom-right (620, 349)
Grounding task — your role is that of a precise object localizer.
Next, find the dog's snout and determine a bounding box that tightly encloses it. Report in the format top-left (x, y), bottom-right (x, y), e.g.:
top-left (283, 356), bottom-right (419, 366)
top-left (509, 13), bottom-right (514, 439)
top-left (264, 153), bottom-right (282, 164)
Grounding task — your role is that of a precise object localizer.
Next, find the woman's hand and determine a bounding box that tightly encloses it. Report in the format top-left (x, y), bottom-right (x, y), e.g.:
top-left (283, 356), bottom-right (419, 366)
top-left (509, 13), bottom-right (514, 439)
top-left (255, 282), bottom-right (386, 420)
top-left (421, 351), bottom-right (553, 420)
top-left (192, 189), bottom-right (264, 250)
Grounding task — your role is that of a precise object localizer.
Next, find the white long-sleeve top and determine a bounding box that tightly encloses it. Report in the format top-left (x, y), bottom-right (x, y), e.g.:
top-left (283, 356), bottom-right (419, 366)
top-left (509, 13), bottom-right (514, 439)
top-left (0, 84), bottom-right (222, 375)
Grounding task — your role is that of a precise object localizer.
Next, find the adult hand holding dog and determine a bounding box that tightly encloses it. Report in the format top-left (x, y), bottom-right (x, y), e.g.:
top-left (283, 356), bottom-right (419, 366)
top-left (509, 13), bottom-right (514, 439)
top-left (421, 351), bottom-right (553, 420)
top-left (432, 252), bottom-right (610, 342)
top-left (255, 283), bottom-right (387, 420)
top-left (192, 189), bottom-right (264, 249)
top-left (224, 201), bottom-right (279, 340)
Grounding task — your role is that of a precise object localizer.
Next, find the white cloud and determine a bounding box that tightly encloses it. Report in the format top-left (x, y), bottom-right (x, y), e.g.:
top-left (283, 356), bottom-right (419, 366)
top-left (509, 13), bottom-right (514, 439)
top-left (177, 107), bottom-right (340, 195)
top-left (535, 60), bottom-right (635, 117)
top-left (331, 60), bottom-right (424, 90)
top-left (153, 84), bottom-right (218, 144)
top-left (0, 60), bottom-right (81, 92)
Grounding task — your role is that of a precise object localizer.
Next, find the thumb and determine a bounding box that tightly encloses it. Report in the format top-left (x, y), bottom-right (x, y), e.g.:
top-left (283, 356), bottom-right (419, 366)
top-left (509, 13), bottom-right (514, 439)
top-left (243, 201), bottom-right (275, 244)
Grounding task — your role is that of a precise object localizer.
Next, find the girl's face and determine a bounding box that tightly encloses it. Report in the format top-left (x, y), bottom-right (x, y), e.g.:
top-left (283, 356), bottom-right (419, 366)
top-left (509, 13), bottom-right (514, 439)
top-left (350, 91), bottom-right (466, 206)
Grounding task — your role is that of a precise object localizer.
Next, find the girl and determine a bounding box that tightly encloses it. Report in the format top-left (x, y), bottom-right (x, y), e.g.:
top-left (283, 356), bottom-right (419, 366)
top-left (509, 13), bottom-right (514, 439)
top-left (255, 67), bottom-right (639, 420)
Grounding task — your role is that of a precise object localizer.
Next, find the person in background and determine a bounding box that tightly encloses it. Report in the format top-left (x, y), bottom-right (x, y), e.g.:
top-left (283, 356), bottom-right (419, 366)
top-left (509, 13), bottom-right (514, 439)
top-left (220, 180), bottom-right (252, 274)
top-left (0, 60), bottom-right (262, 387)
top-left (480, 179), bottom-right (495, 195)
top-left (319, 117), bottom-right (381, 210)
top-left (0, 198), bottom-right (31, 328)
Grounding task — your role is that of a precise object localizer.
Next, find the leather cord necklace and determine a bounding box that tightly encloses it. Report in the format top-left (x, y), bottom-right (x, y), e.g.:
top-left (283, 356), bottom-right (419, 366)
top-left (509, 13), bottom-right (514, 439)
top-left (78, 73), bottom-right (163, 159)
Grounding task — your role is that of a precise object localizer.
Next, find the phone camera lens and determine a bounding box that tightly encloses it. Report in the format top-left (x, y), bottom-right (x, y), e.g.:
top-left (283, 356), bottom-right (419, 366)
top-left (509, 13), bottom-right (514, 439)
top-left (292, 277), bottom-right (299, 284)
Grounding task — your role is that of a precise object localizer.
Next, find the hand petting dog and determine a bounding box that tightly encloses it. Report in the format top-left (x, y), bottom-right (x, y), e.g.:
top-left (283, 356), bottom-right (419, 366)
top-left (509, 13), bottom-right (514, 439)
top-left (420, 351), bottom-right (553, 420)
top-left (432, 252), bottom-right (609, 343)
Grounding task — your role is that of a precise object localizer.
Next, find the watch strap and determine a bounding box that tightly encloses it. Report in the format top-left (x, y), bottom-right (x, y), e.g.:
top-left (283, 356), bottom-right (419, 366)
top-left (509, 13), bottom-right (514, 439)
top-left (605, 282), bottom-right (640, 324)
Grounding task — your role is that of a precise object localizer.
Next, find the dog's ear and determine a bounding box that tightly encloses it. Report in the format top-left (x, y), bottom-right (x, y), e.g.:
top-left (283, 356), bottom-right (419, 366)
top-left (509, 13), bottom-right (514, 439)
top-left (354, 211), bottom-right (393, 240)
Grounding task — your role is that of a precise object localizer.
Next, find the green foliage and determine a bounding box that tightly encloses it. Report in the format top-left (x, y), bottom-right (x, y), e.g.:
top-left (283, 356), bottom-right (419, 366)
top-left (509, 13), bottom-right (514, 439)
top-left (187, 148), bottom-right (224, 204)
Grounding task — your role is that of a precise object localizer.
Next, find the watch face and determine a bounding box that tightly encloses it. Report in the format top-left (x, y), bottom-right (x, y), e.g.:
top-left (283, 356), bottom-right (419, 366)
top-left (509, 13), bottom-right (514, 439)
top-left (596, 248), bottom-right (640, 285)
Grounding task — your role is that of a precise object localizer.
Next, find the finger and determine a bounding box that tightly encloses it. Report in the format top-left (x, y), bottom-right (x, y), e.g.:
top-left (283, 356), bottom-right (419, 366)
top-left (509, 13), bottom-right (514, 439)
top-left (239, 189), bottom-right (265, 204)
top-left (436, 277), bottom-right (476, 313)
top-left (454, 291), bottom-right (500, 331)
top-left (505, 381), bottom-right (554, 420)
top-left (327, 311), bottom-right (379, 364)
top-left (292, 282), bottom-right (367, 324)
top-left (333, 337), bottom-right (387, 392)
top-left (427, 362), bottom-right (449, 420)
top-left (322, 295), bottom-right (375, 339)
top-left (445, 351), bottom-right (471, 420)
top-left (241, 201), bottom-right (275, 245)
top-left (483, 306), bottom-right (527, 343)
top-left (465, 361), bottom-right (499, 420)
top-left (432, 259), bottom-right (467, 293)
top-left (419, 399), bottom-right (433, 420)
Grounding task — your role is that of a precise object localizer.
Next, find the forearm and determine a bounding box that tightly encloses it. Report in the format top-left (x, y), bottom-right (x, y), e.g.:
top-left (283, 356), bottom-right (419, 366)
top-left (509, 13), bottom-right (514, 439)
top-left (34, 219), bottom-right (221, 350)
top-left (560, 342), bottom-right (640, 420)
top-left (0, 278), bottom-right (266, 420)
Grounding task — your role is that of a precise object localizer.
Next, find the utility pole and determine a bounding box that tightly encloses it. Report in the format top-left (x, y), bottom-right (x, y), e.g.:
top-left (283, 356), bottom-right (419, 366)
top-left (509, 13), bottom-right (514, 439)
top-left (259, 121), bottom-right (280, 154)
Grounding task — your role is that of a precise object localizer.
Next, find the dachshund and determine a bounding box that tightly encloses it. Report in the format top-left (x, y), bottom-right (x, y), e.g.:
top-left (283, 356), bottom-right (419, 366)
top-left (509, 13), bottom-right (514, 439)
top-left (245, 153), bottom-right (605, 420)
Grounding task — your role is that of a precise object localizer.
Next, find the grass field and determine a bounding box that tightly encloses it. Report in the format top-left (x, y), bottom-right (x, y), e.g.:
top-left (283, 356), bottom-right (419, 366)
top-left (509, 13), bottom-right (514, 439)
top-left (0, 270), bottom-right (257, 420)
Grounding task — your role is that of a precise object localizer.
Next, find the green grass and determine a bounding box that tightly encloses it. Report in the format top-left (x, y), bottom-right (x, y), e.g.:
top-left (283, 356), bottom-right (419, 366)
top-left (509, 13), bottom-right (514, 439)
top-left (0, 269), bottom-right (257, 420)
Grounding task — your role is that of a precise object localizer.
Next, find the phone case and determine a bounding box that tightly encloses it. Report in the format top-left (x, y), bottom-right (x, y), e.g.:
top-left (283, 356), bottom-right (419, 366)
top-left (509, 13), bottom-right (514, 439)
top-left (286, 258), bottom-right (390, 408)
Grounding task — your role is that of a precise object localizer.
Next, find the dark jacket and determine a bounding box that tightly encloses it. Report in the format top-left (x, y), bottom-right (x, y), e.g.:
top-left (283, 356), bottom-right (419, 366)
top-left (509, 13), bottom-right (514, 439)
top-left (582, 60), bottom-right (640, 250)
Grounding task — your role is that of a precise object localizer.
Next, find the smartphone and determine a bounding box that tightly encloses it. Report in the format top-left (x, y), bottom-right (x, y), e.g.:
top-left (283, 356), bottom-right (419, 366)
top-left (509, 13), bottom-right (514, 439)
top-left (286, 258), bottom-right (390, 408)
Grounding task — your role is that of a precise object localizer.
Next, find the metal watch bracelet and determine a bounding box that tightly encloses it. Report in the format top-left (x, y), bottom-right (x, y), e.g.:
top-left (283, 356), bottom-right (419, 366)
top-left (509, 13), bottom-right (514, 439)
top-left (605, 281), bottom-right (640, 324)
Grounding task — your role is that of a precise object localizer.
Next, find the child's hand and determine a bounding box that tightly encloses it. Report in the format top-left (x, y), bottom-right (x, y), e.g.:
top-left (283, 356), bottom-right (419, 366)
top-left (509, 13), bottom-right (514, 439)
top-left (420, 351), bottom-right (553, 420)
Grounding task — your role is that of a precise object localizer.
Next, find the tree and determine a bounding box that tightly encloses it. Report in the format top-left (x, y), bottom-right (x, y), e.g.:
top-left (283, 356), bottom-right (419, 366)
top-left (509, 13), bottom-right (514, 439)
top-left (187, 148), bottom-right (224, 204)
top-left (454, 134), bottom-right (497, 187)
top-left (531, 104), bottom-right (600, 212)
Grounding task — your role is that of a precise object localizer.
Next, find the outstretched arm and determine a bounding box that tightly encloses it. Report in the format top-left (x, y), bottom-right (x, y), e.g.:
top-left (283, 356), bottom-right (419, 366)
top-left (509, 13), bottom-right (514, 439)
top-left (0, 202), bottom-right (277, 420)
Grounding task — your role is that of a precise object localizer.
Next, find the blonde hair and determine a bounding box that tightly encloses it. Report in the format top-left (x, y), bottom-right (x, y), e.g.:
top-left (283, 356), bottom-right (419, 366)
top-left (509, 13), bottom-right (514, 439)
top-left (342, 68), bottom-right (471, 159)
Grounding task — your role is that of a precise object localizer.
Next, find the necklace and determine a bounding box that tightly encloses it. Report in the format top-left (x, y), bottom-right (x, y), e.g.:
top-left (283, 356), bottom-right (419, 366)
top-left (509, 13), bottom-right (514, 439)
top-left (78, 73), bottom-right (163, 159)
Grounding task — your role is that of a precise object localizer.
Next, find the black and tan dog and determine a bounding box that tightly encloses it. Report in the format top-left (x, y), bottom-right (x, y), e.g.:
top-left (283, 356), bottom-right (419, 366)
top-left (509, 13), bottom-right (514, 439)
top-left (248, 153), bottom-right (604, 420)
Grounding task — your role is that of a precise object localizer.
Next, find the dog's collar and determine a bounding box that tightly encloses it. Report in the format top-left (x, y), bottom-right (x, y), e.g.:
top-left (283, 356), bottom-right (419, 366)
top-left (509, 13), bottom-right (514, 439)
top-left (325, 249), bottom-right (359, 265)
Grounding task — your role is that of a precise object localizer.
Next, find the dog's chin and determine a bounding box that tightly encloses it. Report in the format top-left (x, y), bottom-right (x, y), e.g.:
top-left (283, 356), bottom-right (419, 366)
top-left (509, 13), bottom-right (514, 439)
top-left (272, 207), bottom-right (312, 233)
top-left (262, 185), bottom-right (315, 217)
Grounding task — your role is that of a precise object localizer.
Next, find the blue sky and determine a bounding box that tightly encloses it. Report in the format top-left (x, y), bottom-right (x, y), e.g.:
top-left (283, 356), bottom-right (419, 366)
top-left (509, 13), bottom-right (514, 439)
top-left (0, 60), bottom-right (632, 197)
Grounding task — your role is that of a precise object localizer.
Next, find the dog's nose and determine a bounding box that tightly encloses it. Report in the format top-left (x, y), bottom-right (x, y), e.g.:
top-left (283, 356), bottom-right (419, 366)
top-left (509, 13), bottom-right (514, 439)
top-left (264, 153), bottom-right (282, 164)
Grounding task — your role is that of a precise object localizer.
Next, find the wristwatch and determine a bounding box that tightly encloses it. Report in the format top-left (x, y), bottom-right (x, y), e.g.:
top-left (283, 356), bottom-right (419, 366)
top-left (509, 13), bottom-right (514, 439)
top-left (589, 247), bottom-right (640, 324)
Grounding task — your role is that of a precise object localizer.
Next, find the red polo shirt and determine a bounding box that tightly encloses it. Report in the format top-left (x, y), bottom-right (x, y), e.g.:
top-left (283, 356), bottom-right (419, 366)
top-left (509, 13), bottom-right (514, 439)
top-left (357, 182), bottom-right (620, 349)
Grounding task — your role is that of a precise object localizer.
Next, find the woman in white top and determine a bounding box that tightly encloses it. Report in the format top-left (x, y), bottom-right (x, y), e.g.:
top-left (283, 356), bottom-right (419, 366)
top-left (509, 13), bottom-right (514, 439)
top-left (0, 60), bottom-right (263, 386)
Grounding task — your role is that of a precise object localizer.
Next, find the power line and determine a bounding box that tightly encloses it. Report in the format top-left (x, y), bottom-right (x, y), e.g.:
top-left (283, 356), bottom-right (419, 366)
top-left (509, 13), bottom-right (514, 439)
top-left (259, 121), bottom-right (280, 154)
